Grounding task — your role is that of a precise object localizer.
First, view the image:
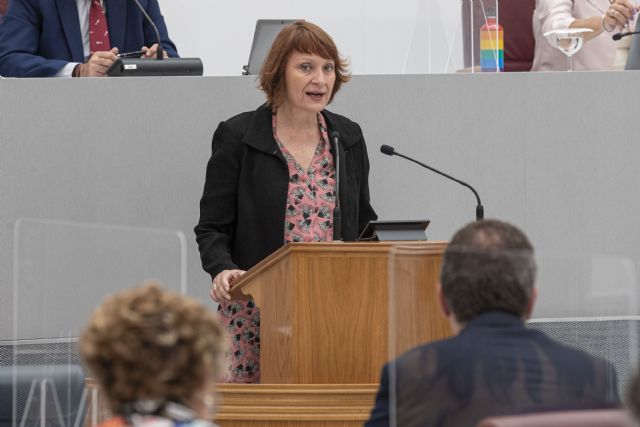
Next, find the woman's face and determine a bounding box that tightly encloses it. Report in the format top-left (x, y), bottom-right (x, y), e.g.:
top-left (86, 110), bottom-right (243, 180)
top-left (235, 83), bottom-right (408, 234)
top-left (281, 50), bottom-right (336, 114)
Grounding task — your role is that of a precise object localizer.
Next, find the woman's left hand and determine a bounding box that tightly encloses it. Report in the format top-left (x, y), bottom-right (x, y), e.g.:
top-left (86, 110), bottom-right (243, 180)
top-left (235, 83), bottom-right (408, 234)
top-left (210, 269), bottom-right (246, 302)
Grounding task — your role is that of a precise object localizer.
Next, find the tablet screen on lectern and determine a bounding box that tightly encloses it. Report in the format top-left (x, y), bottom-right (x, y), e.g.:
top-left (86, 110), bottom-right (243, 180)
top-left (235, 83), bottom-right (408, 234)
top-left (358, 220), bottom-right (431, 241)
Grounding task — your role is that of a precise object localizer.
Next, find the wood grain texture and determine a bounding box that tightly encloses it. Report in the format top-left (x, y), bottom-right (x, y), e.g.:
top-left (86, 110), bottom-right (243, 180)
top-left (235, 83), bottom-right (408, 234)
top-left (298, 255), bottom-right (388, 383)
top-left (82, 382), bottom-right (376, 427)
top-left (84, 240), bottom-right (450, 427)
top-left (260, 256), bottom-right (294, 383)
top-left (389, 244), bottom-right (452, 359)
top-left (231, 241), bottom-right (452, 384)
top-left (216, 383), bottom-right (377, 427)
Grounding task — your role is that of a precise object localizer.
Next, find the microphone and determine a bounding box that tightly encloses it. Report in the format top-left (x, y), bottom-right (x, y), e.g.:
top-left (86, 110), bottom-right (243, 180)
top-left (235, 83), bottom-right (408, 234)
top-left (380, 144), bottom-right (484, 221)
top-left (331, 131), bottom-right (342, 241)
top-left (612, 30), bottom-right (640, 41)
top-left (130, 0), bottom-right (164, 59)
top-left (106, 0), bottom-right (204, 76)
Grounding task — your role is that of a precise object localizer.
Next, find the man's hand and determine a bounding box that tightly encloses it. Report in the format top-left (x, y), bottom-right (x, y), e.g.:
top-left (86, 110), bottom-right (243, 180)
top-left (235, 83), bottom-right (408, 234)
top-left (141, 44), bottom-right (168, 59)
top-left (79, 48), bottom-right (119, 77)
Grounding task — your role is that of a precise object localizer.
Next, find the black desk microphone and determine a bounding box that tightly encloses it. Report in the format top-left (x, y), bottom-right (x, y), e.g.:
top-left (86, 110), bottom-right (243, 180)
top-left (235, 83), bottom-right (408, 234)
top-left (380, 144), bottom-right (484, 221)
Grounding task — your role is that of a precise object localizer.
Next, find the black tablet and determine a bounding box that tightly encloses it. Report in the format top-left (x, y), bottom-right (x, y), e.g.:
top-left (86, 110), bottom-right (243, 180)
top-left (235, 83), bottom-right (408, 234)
top-left (358, 220), bottom-right (430, 241)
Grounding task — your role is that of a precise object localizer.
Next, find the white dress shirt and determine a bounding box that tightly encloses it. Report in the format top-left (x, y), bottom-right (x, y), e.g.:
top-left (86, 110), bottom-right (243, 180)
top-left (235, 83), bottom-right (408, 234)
top-left (56, 0), bottom-right (105, 77)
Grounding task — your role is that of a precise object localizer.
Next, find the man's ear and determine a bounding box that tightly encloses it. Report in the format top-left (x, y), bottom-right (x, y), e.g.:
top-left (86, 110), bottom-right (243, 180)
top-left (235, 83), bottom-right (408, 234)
top-left (525, 286), bottom-right (538, 319)
top-left (437, 282), bottom-right (451, 317)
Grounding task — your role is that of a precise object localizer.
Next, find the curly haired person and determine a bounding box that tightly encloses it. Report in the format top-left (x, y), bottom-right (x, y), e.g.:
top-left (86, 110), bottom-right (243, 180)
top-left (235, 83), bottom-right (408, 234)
top-left (80, 283), bottom-right (225, 427)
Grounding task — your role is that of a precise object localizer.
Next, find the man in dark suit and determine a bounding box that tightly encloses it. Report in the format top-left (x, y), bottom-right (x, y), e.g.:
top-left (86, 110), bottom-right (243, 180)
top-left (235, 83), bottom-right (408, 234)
top-left (0, 0), bottom-right (177, 77)
top-left (366, 219), bottom-right (619, 427)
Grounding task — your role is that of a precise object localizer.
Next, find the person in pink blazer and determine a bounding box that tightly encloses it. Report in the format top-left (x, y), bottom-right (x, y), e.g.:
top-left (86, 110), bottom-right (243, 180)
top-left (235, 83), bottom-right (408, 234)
top-left (532, 0), bottom-right (639, 71)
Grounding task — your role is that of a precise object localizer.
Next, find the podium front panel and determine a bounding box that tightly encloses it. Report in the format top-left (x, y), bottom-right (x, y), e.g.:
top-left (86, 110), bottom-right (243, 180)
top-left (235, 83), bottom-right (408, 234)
top-left (235, 242), bottom-right (451, 385)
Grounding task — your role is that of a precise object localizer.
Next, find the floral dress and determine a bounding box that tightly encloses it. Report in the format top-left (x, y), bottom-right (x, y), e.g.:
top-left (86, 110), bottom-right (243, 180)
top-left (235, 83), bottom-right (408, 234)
top-left (217, 112), bottom-right (336, 383)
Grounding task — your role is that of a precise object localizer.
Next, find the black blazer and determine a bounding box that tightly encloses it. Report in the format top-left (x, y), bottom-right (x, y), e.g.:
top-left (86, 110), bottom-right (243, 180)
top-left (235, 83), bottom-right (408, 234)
top-left (366, 311), bottom-right (620, 427)
top-left (195, 104), bottom-right (378, 279)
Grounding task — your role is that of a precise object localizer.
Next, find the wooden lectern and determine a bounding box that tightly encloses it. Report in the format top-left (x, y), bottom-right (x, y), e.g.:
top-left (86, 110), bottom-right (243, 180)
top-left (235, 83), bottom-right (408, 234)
top-left (216, 241), bottom-right (451, 427)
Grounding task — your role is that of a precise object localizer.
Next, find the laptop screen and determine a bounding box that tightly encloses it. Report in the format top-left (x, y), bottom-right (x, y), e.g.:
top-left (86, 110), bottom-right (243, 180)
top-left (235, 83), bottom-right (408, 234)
top-left (245, 19), bottom-right (298, 75)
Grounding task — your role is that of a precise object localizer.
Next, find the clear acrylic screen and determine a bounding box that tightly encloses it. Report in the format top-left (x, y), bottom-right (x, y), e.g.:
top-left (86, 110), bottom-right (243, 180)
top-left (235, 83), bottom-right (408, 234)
top-left (7, 218), bottom-right (187, 427)
top-left (385, 248), bottom-right (638, 427)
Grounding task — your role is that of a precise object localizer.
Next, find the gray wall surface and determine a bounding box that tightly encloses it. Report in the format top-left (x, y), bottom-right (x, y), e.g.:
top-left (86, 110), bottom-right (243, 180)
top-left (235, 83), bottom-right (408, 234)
top-left (1, 73), bottom-right (639, 340)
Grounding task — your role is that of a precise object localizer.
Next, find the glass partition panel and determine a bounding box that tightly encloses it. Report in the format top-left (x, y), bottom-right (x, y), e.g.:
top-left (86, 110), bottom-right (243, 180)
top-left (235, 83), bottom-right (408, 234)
top-left (402, 0), bottom-right (461, 74)
top-left (465, 0), bottom-right (503, 73)
top-left (6, 218), bottom-right (187, 427)
top-left (529, 253), bottom-right (639, 397)
top-left (162, 0), bottom-right (511, 75)
top-left (386, 248), bottom-right (637, 427)
top-left (403, 0), bottom-right (502, 74)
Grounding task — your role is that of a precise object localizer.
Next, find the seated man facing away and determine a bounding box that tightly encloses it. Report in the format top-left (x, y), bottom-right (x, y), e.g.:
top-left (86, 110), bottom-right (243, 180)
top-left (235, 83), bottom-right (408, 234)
top-left (0, 0), bottom-right (178, 77)
top-left (366, 219), bottom-right (619, 427)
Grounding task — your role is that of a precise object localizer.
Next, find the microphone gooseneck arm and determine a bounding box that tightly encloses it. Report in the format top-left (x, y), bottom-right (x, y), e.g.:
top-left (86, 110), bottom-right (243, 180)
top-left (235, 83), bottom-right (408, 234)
top-left (380, 145), bottom-right (484, 221)
top-left (612, 30), bottom-right (640, 41)
top-left (130, 0), bottom-right (164, 59)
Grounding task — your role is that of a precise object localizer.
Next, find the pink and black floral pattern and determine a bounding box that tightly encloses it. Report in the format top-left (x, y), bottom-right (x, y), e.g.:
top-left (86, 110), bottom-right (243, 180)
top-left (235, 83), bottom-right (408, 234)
top-left (218, 112), bottom-right (336, 383)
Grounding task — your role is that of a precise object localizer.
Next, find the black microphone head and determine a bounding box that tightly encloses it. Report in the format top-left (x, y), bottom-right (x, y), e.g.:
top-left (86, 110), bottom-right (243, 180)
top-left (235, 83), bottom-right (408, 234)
top-left (612, 33), bottom-right (623, 41)
top-left (380, 145), bottom-right (396, 156)
top-left (330, 130), bottom-right (340, 141)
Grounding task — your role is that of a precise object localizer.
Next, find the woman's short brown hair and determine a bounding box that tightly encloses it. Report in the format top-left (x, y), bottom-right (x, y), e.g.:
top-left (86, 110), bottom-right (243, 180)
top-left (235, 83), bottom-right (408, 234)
top-left (259, 20), bottom-right (350, 108)
top-left (80, 283), bottom-right (225, 414)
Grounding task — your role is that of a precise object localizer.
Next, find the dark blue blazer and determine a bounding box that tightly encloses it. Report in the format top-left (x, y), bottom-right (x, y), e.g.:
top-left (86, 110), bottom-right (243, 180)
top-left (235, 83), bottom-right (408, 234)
top-left (0, 0), bottom-right (178, 77)
top-left (366, 311), bottom-right (620, 427)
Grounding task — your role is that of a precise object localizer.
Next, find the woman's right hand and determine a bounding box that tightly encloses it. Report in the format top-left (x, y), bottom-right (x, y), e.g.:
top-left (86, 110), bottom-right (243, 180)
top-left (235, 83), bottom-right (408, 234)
top-left (210, 269), bottom-right (245, 302)
top-left (603, 0), bottom-right (638, 32)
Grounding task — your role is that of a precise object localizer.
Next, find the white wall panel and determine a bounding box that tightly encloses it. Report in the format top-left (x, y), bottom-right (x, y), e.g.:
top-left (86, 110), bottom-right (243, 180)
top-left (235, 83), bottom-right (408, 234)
top-left (159, 0), bottom-right (463, 76)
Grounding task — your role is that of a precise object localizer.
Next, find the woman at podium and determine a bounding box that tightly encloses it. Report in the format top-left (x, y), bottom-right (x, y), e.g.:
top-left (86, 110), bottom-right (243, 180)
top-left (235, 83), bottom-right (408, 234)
top-left (195, 20), bottom-right (377, 383)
